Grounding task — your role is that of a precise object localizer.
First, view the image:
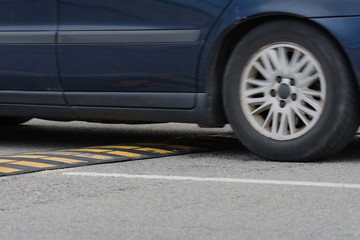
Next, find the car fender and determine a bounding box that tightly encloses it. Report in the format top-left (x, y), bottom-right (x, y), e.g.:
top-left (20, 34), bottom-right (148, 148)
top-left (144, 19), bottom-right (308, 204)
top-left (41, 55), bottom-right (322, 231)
top-left (196, 0), bottom-right (360, 125)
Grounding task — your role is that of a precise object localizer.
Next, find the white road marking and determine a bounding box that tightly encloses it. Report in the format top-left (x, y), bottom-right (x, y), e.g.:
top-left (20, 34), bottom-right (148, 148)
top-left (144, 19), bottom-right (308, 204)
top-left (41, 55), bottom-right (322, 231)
top-left (63, 172), bottom-right (360, 189)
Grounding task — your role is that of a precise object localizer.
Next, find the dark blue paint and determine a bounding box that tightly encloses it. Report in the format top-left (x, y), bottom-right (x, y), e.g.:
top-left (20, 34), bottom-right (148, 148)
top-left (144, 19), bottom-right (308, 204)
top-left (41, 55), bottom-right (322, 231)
top-left (59, 44), bottom-right (199, 92)
top-left (58, 0), bottom-right (231, 94)
top-left (59, 0), bottom-right (228, 30)
top-left (197, 0), bottom-right (360, 92)
top-left (311, 17), bottom-right (360, 86)
top-left (0, 0), bottom-right (62, 94)
top-left (0, 0), bottom-right (359, 124)
top-left (0, 45), bottom-right (63, 92)
top-left (0, 0), bottom-right (57, 30)
top-left (229, 0), bottom-right (360, 18)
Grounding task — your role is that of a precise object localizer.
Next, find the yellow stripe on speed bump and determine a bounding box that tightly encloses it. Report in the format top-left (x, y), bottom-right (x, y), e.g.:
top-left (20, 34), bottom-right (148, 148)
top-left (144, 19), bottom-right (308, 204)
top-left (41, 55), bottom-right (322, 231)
top-left (0, 159), bottom-right (15, 163)
top-left (41, 157), bottom-right (84, 164)
top-left (0, 137), bottom-right (240, 176)
top-left (30, 151), bottom-right (112, 160)
top-left (88, 146), bottom-right (138, 150)
top-left (136, 148), bottom-right (172, 154)
top-left (5, 155), bottom-right (84, 164)
top-left (0, 166), bottom-right (22, 173)
top-left (65, 147), bottom-right (172, 155)
top-left (61, 149), bottom-right (142, 157)
top-left (9, 161), bottom-right (55, 168)
top-left (59, 152), bottom-right (112, 160)
top-left (7, 155), bottom-right (40, 159)
top-left (107, 151), bottom-right (141, 157)
top-left (87, 145), bottom-right (174, 154)
top-left (62, 148), bottom-right (110, 153)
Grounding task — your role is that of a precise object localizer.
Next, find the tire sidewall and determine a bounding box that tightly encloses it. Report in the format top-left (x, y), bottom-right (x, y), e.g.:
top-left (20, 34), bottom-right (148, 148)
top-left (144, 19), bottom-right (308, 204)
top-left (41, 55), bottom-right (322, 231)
top-left (224, 21), bottom-right (356, 161)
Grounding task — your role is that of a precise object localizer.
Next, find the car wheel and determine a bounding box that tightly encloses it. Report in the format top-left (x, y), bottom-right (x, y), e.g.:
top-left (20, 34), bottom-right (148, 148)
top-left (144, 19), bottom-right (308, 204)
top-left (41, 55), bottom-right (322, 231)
top-left (223, 20), bottom-right (360, 161)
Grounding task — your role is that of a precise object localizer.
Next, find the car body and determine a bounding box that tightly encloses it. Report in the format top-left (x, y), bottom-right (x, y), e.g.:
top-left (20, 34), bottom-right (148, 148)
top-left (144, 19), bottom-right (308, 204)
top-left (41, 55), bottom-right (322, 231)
top-left (2, 0), bottom-right (360, 161)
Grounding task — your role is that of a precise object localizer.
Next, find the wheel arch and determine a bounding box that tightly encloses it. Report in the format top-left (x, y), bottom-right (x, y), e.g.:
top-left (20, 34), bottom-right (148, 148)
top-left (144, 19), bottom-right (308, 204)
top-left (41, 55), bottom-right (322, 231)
top-left (204, 14), bottom-right (358, 126)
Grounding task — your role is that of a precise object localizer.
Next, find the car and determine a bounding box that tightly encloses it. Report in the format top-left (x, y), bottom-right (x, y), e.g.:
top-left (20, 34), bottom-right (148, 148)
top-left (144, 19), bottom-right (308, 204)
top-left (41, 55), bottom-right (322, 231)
top-left (1, 0), bottom-right (360, 161)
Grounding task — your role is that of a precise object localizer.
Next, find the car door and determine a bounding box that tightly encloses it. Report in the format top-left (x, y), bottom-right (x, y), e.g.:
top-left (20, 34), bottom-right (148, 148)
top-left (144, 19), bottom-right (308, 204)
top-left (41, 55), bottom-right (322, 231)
top-left (0, 0), bottom-right (65, 105)
top-left (58, 0), bottom-right (231, 109)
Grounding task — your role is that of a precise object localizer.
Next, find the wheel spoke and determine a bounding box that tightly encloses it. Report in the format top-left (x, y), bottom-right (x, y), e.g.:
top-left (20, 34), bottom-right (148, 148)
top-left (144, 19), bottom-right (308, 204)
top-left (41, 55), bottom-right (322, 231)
top-left (244, 86), bottom-right (267, 97)
top-left (298, 73), bottom-right (320, 88)
top-left (301, 88), bottom-right (324, 99)
top-left (301, 95), bottom-right (322, 112)
top-left (278, 47), bottom-right (289, 71)
top-left (260, 52), bottom-right (274, 73)
top-left (271, 111), bottom-right (279, 135)
top-left (240, 43), bottom-right (326, 140)
top-left (299, 60), bottom-right (316, 79)
top-left (251, 100), bottom-right (272, 115)
top-left (244, 96), bottom-right (267, 105)
top-left (268, 49), bottom-right (281, 71)
top-left (253, 62), bottom-right (271, 79)
top-left (297, 104), bottom-right (317, 118)
top-left (293, 55), bottom-right (310, 73)
top-left (262, 107), bottom-right (274, 129)
top-left (289, 49), bottom-right (301, 69)
top-left (291, 104), bottom-right (310, 126)
top-left (287, 109), bottom-right (296, 135)
top-left (277, 112), bottom-right (288, 137)
top-left (246, 78), bottom-right (270, 87)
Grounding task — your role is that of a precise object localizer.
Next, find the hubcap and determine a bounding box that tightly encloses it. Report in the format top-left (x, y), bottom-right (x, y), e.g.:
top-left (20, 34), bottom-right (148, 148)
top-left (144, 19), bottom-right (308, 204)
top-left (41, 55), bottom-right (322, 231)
top-left (278, 83), bottom-right (290, 99)
top-left (240, 43), bottom-right (326, 141)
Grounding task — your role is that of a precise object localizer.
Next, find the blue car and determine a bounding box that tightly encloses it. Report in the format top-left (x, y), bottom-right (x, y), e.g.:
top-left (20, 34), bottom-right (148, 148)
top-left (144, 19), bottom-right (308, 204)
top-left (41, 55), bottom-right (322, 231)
top-left (2, 0), bottom-right (360, 161)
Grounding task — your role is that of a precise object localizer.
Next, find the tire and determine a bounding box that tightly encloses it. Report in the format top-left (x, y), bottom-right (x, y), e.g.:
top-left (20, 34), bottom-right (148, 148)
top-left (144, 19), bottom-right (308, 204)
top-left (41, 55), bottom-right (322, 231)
top-left (0, 117), bottom-right (31, 126)
top-left (223, 20), bottom-right (360, 161)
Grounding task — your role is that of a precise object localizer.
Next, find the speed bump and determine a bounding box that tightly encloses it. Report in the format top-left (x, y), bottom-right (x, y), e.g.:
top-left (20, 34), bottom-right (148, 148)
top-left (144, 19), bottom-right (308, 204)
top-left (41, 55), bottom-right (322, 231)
top-left (0, 136), bottom-right (240, 176)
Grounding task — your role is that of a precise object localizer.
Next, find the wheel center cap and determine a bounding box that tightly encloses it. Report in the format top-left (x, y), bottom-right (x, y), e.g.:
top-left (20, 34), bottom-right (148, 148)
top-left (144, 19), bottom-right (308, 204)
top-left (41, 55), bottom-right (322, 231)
top-left (278, 83), bottom-right (290, 99)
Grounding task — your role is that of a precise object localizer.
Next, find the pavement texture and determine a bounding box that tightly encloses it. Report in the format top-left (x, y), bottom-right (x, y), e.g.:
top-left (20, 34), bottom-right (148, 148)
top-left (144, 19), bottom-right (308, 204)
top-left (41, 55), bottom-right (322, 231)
top-left (1, 119), bottom-right (360, 240)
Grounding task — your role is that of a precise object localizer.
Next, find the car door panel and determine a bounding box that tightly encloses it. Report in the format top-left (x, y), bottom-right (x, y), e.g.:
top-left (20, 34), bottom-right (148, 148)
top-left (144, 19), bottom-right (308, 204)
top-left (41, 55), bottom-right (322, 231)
top-left (58, 0), bottom-right (231, 108)
top-left (0, 0), bottom-right (65, 105)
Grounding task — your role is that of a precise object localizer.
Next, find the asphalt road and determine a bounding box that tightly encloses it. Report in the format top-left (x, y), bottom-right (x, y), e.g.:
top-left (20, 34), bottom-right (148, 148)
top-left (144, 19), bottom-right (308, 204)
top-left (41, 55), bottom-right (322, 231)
top-left (1, 119), bottom-right (360, 240)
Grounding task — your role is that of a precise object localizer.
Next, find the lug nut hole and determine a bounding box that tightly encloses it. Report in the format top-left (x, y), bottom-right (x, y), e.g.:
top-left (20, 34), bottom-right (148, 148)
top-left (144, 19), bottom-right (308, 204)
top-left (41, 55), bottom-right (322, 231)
top-left (270, 89), bottom-right (276, 97)
top-left (280, 100), bottom-right (286, 108)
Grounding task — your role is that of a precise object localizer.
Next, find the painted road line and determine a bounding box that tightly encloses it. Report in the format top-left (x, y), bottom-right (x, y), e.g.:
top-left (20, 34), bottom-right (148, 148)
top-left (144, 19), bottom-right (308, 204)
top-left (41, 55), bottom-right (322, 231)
top-left (0, 166), bottom-right (22, 173)
top-left (64, 172), bottom-right (360, 190)
top-left (9, 161), bottom-right (55, 168)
